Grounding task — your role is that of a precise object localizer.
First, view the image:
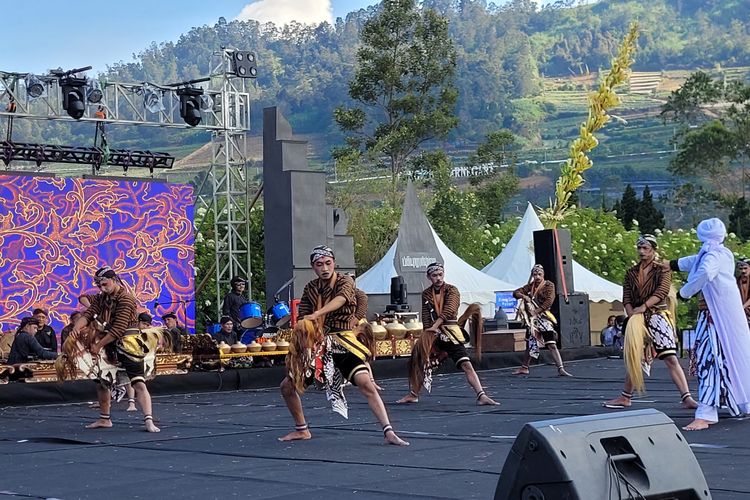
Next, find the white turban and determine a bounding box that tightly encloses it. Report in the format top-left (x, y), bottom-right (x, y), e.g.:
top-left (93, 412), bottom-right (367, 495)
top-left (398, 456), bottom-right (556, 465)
top-left (697, 218), bottom-right (727, 244)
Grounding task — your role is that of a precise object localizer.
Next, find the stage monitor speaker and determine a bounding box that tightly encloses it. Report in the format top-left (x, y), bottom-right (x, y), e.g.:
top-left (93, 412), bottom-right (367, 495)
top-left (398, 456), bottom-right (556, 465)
top-left (390, 276), bottom-right (407, 305)
top-left (553, 292), bottom-right (590, 349)
top-left (533, 228), bottom-right (574, 293)
top-left (494, 409), bottom-right (711, 500)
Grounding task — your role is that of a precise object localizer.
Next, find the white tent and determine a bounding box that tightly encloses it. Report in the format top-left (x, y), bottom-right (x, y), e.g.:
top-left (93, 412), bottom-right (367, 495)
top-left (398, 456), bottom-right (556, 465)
top-left (357, 182), bottom-right (516, 315)
top-left (482, 203), bottom-right (623, 303)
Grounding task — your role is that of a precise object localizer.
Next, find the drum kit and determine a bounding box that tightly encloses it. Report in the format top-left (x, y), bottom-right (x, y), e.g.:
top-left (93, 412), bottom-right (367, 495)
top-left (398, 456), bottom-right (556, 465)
top-left (237, 277), bottom-right (294, 344)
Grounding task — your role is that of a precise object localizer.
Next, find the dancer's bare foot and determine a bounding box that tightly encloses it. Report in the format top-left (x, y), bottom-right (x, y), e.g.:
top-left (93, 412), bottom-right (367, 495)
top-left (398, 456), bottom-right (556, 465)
top-left (603, 396), bottom-right (632, 409)
top-left (396, 393), bottom-right (419, 404)
top-left (384, 429), bottom-right (410, 446)
top-left (126, 404), bottom-right (137, 412)
top-left (278, 429), bottom-right (312, 441)
top-left (145, 420), bottom-right (161, 433)
top-left (513, 366), bottom-right (529, 375)
top-left (681, 396), bottom-right (699, 409)
top-left (682, 418), bottom-right (714, 431)
top-left (477, 394), bottom-right (500, 406)
top-left (557, 367), bottom-right (573, 377)
top-left (85, 418), bottom-right (112, 429)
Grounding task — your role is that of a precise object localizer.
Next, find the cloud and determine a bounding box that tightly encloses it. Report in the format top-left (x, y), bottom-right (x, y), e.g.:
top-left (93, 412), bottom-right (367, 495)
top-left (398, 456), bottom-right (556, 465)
top-left (235, 0), bottom-right (333, 26)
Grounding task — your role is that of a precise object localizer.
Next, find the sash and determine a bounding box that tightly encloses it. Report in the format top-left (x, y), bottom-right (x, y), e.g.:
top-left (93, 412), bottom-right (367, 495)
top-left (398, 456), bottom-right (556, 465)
top-left (315, 279), bottom-right (371, 360)
top-left (431, 288), bottom-right (467, 345)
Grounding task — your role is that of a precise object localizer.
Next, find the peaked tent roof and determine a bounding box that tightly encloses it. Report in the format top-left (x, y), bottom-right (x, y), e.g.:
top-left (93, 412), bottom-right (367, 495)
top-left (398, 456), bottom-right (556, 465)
top-left (481, 203), bottom-right (623, 303)
top-left (357, 182), bottom-right (516, 307)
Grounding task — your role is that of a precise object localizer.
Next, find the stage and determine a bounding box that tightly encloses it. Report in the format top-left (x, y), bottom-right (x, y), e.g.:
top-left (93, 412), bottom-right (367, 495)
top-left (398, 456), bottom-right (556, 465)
top-left (1, 356), bottom-right (748, 499)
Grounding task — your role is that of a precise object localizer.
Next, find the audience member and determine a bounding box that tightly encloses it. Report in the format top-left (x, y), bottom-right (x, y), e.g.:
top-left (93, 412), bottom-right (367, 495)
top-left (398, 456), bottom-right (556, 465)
top-left (600, 315), bottom-right (618, 346)
top-left (7, 317), bottom-right (58, 364)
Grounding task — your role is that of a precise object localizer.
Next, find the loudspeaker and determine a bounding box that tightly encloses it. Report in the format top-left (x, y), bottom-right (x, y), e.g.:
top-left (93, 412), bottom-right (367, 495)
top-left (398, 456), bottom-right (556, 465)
top-left (553, 292), bottom-right (590, 348)
top-left (533, 229), bottom-right (574, 293)
top-left (390, 276), bottom-right (407, 305)
top-left (495, 409), bottom-right (711, 500)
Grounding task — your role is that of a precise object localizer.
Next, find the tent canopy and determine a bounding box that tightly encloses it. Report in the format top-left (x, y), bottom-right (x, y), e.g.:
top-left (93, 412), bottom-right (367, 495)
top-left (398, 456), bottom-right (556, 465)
top-left (482, 203), bottom-right (623, 303)
top-left (357, 182), bottom-right (515, 311)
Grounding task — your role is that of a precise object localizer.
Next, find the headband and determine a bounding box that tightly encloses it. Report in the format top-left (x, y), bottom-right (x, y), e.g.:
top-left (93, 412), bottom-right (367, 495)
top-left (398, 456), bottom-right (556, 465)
top-left (94, 265), bottom-right (118, 284)
top-left (636, 234), bottom-right (658, 249)
top-left (531, 264), bottom-right (544, 274)
top-left (310, 245), bottom-right (335, 264)
top-left (426, 262), bottom-right (444, 277)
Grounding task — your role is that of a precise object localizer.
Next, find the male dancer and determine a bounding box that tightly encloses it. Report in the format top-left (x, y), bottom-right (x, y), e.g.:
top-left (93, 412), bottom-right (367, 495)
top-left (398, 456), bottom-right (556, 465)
top-left (603, 235), bottom-right (697, 409)
top-left (512, 264), bottom-right (572, 376)
top-left (72, 267), bottom-right (161, 432)
top-left (397, 262), bottom-right (499, 405)
top-left (279, 245), bottom-right (408, 446)
top-left (672, 218), bottom-right (750, 430)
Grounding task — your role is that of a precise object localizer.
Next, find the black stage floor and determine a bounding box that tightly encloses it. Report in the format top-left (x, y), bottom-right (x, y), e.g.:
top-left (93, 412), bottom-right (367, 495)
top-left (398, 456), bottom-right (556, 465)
top-left (1, 357), bottom-right (749, 499)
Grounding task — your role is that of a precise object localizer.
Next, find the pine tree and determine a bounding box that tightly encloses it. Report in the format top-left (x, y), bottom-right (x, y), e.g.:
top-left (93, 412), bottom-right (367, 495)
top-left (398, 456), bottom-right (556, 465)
top-left (618, 184), bottom-right (638, 230)
top-left (637, 185), bottom-right (665, 234)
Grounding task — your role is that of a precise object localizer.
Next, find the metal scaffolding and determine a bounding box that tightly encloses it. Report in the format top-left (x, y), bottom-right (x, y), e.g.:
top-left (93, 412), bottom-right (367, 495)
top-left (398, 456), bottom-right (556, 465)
top-left (0, 49), bottom-right (256, 319)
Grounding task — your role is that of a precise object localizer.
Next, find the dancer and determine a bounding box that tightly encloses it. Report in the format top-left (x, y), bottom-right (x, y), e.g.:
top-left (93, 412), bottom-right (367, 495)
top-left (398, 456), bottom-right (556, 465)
top-left (278, 245), bottom-right (408, 446)
top-left (397, 262), bottom-right (499, 405)
top-left (671, 218), bottom-right (750, 430)
top-left (512, 264), bottom-right (572, 377)
top-left (603, 235), bottom-right (697, 409)
top-left (71, 266), bottom-right (163, 432)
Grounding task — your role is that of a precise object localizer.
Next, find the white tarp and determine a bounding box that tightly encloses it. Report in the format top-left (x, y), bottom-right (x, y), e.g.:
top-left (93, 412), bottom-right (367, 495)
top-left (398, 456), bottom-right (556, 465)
top-left (481, 203), bottom-right (623, 303)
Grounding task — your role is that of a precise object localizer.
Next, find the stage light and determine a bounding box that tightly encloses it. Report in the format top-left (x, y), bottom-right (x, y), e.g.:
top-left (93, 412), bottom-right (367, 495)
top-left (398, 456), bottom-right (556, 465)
top-left (24, 74), bottom-right (45, 99)
top-left (143, 84), bottom-right (164, 114)
top-left (177, 87), bottom-right (203, 127)
top-left (230, 51), bottom-right (257, 78)
top-left (86, 80), bottom-right (103, 103)
top-left (60, 76), bottom-right (86, 119)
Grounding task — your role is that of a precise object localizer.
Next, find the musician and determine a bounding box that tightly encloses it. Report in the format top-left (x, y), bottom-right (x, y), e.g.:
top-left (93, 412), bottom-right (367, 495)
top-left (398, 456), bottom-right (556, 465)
top-left (7, 317), bottom-right (58, 365)
top-left (512, 264), bottom-right (572, 377)
top-left (162, 312), bottom-right (185, 353)
top-left (222, 276), bottom-right (248, 336)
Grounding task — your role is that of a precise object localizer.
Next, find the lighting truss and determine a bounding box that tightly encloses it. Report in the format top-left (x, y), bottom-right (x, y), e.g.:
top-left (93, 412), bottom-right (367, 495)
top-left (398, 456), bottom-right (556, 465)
top-left (0, 141), bottom-right (174, 172)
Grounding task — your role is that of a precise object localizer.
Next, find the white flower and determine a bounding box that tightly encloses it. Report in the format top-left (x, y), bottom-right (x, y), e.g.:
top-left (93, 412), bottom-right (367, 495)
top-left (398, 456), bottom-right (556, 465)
top-left (572, 222), bottom-right (578, 227)
top-left (654, 228), bottom-right (662, 235)
top-left (484, 229), bottom-right (491, 236)
top-left (632, 219), bottom-right (639, 226)
top-left (196, 207), bottom-right (207, 217)
top-left (690, 228), bottom-right (697, 234)
top-left (204, 300), bottom-right (212, 306)
top-left (579, 239), bottom-right (585, 243)
top-left (600, 243), bottom-right (607, 250)
top-left (195, 232), bottom-right (205, 243)
top-left (594, 255), bottom-right (600, 260)
top-left (501, 243), bottom-right (506, 248)
top-left (602, 271), bottom-right (608, 276)
top-left (729, 232), bottom-right (737, 239)
top-left (492, 237), bottom-right (500, 245)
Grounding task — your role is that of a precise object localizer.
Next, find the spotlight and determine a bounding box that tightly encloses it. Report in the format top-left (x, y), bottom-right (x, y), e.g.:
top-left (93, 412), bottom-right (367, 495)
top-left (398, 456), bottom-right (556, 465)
top-left (60, 76), bottom-right (86, 119)
top-left (177, 87), bottom-right (203, 127)
top-left (86, 79), bottom-right (103, 103)
top-left (24, 74), bottom-right (45, 99)
top-left (230, 51), bottom-right (257, 78)
top-left (142, 84), bottom-right (164, 113)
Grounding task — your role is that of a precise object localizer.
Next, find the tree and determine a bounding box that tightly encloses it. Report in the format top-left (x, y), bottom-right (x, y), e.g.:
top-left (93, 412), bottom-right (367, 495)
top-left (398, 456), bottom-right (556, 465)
top-left (467, 130), bottom-right (520, 224)
top-left (333, 0), bottom-right (459, 200)
top-left (729, 197), bottom-right (750, 242)
top-left (636, 185), bottom-right (665, 234)
top-left (618, 184), bottom-right (638, 230)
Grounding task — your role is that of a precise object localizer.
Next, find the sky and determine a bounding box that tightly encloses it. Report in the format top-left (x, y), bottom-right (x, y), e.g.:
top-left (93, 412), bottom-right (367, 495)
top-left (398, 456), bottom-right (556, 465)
top-left (2, 0), bottom-right (558, 77)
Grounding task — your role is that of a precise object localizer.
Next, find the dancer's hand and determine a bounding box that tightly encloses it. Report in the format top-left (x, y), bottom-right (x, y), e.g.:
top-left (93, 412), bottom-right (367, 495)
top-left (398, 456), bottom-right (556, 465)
top-left (304, 312), bottom-right (320, 322)
top-left (90, 343), bottom-right (102, 356)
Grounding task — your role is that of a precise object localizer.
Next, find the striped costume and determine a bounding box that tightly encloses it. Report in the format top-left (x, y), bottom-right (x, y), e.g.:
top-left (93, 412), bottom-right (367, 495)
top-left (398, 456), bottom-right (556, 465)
top-left (513, 280), bottom-right (556, 359)
top-left (297, 273), bottom-right (371, 418)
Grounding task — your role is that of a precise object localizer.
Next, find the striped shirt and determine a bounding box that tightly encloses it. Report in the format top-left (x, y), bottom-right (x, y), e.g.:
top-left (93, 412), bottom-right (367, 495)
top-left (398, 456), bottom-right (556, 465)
top-left (422, 283), bottom-right (460, 329)
top-left (513, 280), bottom-right (556, 312)
top-left (623, 260), bottom-right (671, 309)
top-left (81, 286), bottom-right (139, 339)
top-left (298, 273), bottom-right (356, 332)
top-left (354, 288), bottom-right (368, 321)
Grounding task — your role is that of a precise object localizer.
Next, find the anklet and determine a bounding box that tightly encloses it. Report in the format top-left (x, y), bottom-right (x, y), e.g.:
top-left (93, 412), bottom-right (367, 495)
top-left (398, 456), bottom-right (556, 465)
top-left (128, 398), bottom-right (135, 404)
top-left (680, 392), bottom-right (692, 402)
top-left (295, 423), bottom-right (309, 432)
top-left (409, 390), bottom-right (419, 398)
top-left (621, 391), bottom-right (632, 399)
top-left (144, 415), bottom-right (154, 421)
top-left (382, 424), bottom-right (393, 436)
top-left (99, 414), bottom-right (111, 420)
top-left (476, 390), bottom-right (486, 401)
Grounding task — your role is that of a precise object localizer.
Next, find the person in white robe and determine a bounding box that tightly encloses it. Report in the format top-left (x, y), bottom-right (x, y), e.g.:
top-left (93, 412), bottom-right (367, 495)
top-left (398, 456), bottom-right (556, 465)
top-left (674, 218), bottom-right (750, 430)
